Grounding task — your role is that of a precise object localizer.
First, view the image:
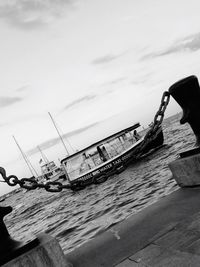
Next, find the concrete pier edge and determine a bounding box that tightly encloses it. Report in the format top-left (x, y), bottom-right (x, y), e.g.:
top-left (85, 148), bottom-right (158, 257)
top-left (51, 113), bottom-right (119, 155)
top-left (65, 187), bottom-right (200, 267)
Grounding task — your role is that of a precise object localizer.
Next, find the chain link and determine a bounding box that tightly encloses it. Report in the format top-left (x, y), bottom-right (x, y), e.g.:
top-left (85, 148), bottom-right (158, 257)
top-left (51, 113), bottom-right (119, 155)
top-left (0, 91), bottom-right (170, 193)
top-left (134, 91), bottom-right (170, 158)
top-left (145, 91), bottom-right (170, 139)
top-left (0, 167), bottom-right (71, 193)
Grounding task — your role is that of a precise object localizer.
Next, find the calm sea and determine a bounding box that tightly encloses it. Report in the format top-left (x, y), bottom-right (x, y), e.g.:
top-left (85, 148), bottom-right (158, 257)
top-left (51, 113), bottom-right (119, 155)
top-left (3, 113), bottom-right (196, 254)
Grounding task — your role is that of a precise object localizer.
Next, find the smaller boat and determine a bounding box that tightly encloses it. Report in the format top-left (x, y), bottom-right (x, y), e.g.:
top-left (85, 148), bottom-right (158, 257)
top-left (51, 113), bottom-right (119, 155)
top-left (37, 147), bottom-right (66, 183)
top-left (61, 122), bottom-right (164, 190)
top-left (13, 135), bottom-right (65, 185)
top-left (40, 160), bottom-right (64, 182)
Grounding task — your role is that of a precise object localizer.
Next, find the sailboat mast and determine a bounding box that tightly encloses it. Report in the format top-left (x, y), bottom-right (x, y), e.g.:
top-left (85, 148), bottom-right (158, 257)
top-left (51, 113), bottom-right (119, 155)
top-left (48, 112), bottom-right (69, 156)
top-left (12, 135), bottom-right (38, 177)
top-left (37, 146), bottom-right (49, 164)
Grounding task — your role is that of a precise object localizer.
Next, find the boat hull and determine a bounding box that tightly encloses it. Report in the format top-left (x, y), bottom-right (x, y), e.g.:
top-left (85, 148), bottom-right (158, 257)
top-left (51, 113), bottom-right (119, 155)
top-left (69, 126), bottom-right (164, 190)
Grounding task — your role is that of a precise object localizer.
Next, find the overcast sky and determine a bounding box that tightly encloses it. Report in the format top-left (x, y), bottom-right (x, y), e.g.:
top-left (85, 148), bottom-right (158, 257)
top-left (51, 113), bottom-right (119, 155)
top-left (1, 0), bottom-right (200, 195)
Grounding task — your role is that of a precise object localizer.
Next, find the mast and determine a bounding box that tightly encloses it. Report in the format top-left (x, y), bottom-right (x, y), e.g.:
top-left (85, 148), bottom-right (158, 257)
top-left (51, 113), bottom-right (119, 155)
top-left (48, 112), bottom-right (69, 156)
top-left (12, 135), bottom-right (38, 177)
top-left (37, 146), bottom-right (49, 164)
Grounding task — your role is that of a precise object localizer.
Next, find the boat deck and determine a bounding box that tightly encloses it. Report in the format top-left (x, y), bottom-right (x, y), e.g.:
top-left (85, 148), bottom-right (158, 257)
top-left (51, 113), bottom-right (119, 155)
top-left (65, 187), bottom-right (200, 267)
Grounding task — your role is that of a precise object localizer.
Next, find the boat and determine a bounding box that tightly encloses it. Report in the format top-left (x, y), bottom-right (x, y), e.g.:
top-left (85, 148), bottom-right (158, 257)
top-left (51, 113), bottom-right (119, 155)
top-left (38, 111), bottom-right (74, 184)
top-left (40, 160), bottom-right (64, 182)
top-left (13, 135), bottom-right (65, 185)
top-left (37, 146), bottom-right (66, 183)
top-left (61, 122), bottom-right (164, 190)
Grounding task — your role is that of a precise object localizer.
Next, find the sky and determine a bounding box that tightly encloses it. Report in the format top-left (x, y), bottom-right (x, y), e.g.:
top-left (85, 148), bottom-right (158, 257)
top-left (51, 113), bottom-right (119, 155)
top-left (0, 0), bottom-right (200, 195)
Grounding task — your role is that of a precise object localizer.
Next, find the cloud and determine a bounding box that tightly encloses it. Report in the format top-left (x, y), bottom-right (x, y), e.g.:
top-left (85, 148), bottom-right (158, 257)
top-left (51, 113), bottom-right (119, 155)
top-left (0, 0), bottom-right (77, 29)
top-left (27, 122), bottom-right (99, 155)
top-left (0, 96), bottom-right (22, 108)
top-left (63, 94), bottom-right (97, 111)
top-left (91, 53), bottom-right (123, 65)
top-left (131, 72), bottom-right (153, 85)
top-left (0, 122), bottom-right (7, 127)
top-left (100, 77), bottom-right (127, 87)
top-left (142, 32), bottom-right (200, 60)
top-left (97, 77), bottom-right (128, 95)
top-left (16, 85), bottom-right (29, 92)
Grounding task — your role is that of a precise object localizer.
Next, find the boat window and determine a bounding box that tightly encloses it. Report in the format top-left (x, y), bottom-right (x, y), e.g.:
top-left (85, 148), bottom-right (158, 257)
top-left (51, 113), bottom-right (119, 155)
top-left (63, 154), bottom-right (85, 180)
top-left (41, 161), bottom-right (58, 174)
top-left (64, 150), bottom-right (103, 181)
top-left (48, 161), bottom-right (56, 168)
top-left (47, 172), bottom-right (53, 177)
top-left (102, 128), bottom-right (141, 157)
top-left (88, 148), bottom-right (102, 166)
top-left (41, 164), bottom-right (49, 173)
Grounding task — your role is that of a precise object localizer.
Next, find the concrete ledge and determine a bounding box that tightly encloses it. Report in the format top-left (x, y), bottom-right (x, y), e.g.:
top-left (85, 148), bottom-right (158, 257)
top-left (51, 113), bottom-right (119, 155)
top-left (65, 187), bottom-right (200, 267)
top-left (3, 233), bottom-right (71, 267)
top-left (169, 154), bottom-right (200, 186)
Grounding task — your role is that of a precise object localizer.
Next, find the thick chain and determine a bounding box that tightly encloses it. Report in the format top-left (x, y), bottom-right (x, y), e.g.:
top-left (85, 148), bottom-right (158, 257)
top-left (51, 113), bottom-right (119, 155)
top-left (0, 91), bottom-right (170, 193)
top-left (0, 167), bottom-right (71, 193)
top-left (134, 91), bottom-right (170, 158)
top-left (145, 91), bottom-right (170, 139)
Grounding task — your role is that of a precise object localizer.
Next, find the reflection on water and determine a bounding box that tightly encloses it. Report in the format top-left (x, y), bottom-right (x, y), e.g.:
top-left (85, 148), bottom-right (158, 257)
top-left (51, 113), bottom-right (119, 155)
top-left (3, 113), bottom-right (196, 253)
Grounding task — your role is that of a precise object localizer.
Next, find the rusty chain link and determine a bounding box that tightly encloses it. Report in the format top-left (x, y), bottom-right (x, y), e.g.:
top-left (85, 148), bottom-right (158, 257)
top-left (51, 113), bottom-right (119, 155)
top-left (0, 91), bottom-right (170, 193)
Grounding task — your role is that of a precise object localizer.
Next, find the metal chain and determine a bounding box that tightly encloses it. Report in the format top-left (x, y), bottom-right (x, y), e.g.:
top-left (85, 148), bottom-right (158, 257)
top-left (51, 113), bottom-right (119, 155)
top-left (134, 91), bottom-right (170, 158)
top-left (0, 167), bottom-right (72, 193)
top-left (0, 91), bottom-right (170, 193)
top-left (144, 91), bottom-right (170, 139)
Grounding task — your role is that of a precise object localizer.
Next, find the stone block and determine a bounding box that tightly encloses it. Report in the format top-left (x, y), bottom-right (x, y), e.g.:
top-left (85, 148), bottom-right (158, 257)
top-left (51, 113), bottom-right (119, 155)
top-left (168, 153), bottom-right (200, 186)
top-left (2, 233), bottom-right (71, 267)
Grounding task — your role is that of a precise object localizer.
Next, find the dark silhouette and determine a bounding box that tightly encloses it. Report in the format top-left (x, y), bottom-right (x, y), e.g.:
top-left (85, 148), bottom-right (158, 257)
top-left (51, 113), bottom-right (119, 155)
top-left (169, 75), bottom-right (200, 146)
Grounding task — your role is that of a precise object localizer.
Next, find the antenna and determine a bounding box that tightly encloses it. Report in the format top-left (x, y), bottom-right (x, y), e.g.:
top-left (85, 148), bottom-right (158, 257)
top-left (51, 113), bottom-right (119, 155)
top-left (37, 146), bottom-right (49, 164)
top-left (12, 135), bottom-right (38, 177)
top-left (56, 122), bottom-right (76, 153)
top-left (48, 112), bottom-right (69, 156)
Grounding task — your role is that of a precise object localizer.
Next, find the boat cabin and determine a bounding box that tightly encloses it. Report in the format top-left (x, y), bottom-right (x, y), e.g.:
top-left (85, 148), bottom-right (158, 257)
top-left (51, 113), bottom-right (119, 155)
top-left (41, 161), bottom-right (61, 180)
top-left (61, 123), bottom-right (143, 183)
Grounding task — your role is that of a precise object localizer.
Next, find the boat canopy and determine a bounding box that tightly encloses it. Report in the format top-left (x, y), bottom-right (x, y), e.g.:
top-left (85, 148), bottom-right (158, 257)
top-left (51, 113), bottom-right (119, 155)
top-left (61, 123), bottom-right (142, 181)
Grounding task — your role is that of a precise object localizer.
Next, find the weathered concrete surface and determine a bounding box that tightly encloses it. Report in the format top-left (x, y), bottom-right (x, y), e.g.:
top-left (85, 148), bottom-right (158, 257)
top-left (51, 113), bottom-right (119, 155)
top-left (65, 187), bottom-right (200, 267)
top-left (116, 211), bottom-right (200, 266)
top-left (3, 234), bottom-right (71, 267)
